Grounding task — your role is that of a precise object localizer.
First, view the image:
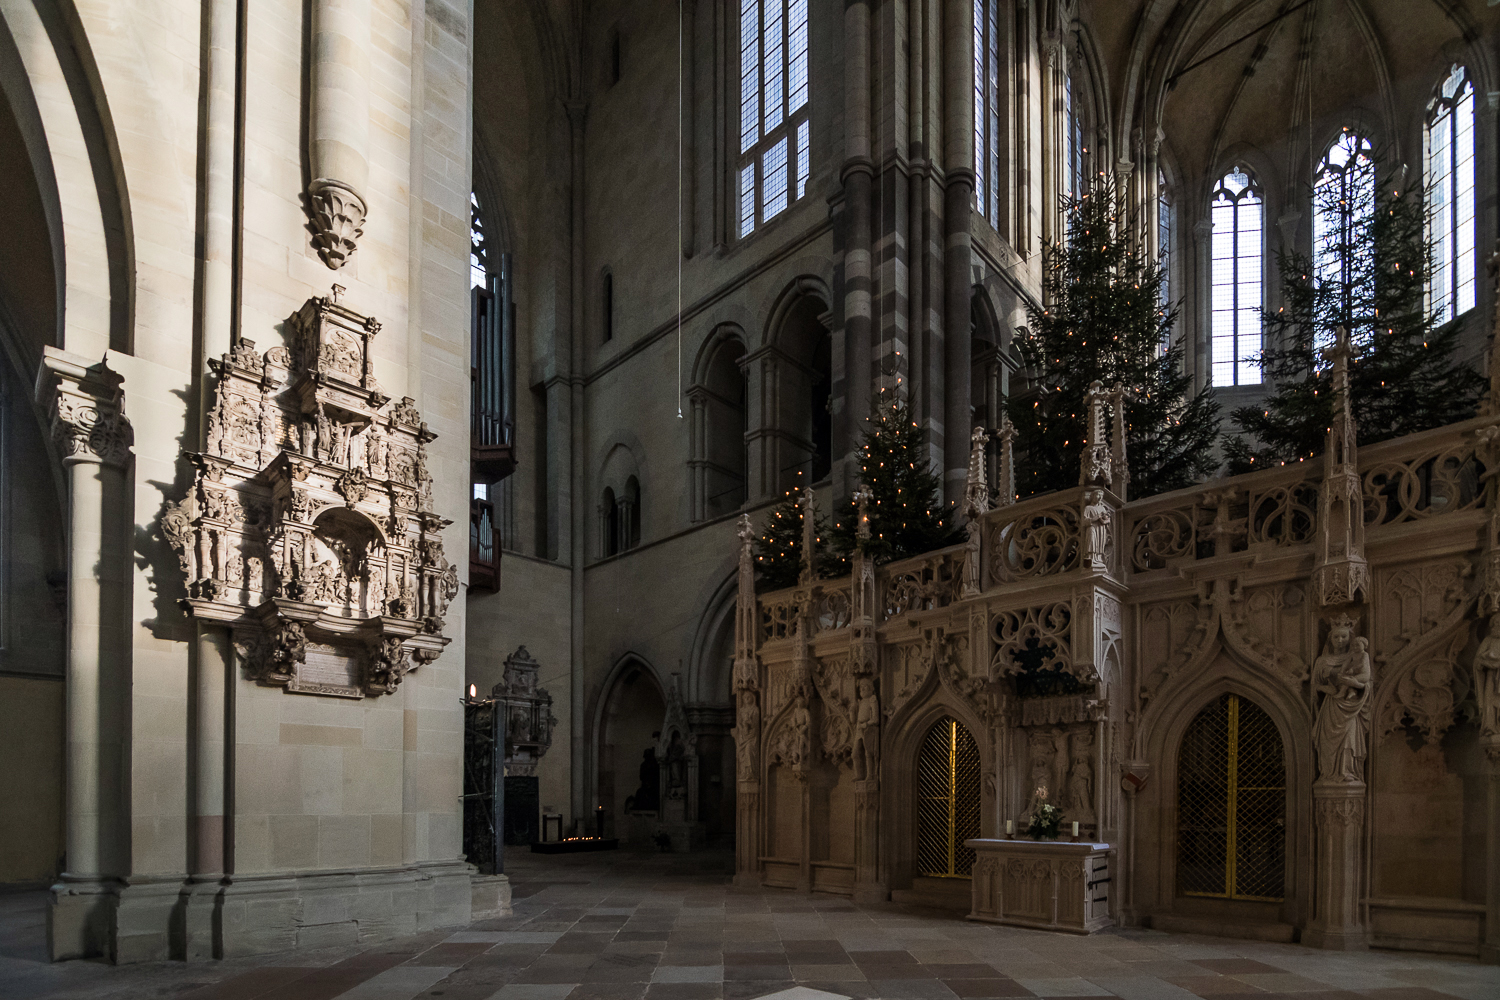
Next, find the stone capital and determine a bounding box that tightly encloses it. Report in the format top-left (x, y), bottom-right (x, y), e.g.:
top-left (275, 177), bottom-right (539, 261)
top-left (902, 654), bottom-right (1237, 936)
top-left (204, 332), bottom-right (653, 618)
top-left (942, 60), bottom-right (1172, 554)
top-left (36, 348), bottom-right (133, 468)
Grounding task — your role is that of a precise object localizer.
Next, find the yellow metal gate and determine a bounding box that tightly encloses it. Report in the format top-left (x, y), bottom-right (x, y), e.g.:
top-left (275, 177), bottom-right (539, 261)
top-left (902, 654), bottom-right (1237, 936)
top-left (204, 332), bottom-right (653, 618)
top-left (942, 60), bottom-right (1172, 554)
top-left (1177, 693), bottom-right (1286, 901)
top-left (916, 718), bottom-right (980, 878)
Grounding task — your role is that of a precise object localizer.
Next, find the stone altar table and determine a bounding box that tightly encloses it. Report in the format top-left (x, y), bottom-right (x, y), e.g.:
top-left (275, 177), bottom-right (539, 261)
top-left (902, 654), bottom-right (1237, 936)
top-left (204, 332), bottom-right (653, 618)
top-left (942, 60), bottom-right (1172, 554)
top-left (966, 838), bottom-right (1114, 934)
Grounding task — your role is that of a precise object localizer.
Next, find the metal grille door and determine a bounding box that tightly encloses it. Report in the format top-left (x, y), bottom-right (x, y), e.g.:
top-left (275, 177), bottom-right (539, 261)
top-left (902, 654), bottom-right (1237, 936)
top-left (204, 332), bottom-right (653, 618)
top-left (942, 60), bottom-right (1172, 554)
top-left (1177, 693), bottom-right (1285, 900)
top-left (916, 718), bottom-right (981, 878)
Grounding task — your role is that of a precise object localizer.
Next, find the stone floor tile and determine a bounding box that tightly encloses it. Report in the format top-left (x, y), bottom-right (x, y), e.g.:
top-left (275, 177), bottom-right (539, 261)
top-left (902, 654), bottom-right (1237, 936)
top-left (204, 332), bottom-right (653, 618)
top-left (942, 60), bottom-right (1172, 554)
top-left (723, 964), bottom-right (792, 981)
top-left (937, 965), bottom-right (1027, 979)
top-left (564, 984), bottom-right (651, 1000)
top-left (1082, 976), bottom-right (1206, 1000)
top-left (491, 985), bottom-right (584, 1000)
top-left (1193, 961), bottom-right (1286, 976)
top-left (1009, 978), bottom-right (1116, 998)
top-left (652, 966), bottom-right (725, 983)
top-left (643, 984), bottom-right (725, 1000)
top-left (867, 977), bottom-right (964, 999)
top-left (1358, 990), bottom-right (1482, 1000)
top-left (750, 988), bottom-right (858, 1000)
top-left (1162, 975), bottom-right (1266, 996)
top-left (792, 964), bottom-right (866, 981)
top-left (941, 978), bottom-right (1038, 997)
top-left (722, 980), bottom-right (796, 1000)
top-left (331, 964), bottom-right (459, 999)
top-left (1226, 973), bottom-right (1329, 992)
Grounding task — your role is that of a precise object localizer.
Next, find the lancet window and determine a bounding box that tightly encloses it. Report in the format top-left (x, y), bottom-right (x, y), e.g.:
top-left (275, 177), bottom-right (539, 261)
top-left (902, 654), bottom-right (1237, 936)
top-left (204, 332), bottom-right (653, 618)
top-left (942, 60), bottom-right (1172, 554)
top-left (1313, 130), bottom-right (1374, 344)
top-left (738, 0), bottom-right (811, 237)
top-left (1426, 65), bottom-right (1476, 323)
top-left (1209, 168), bottom-right (1264, 387)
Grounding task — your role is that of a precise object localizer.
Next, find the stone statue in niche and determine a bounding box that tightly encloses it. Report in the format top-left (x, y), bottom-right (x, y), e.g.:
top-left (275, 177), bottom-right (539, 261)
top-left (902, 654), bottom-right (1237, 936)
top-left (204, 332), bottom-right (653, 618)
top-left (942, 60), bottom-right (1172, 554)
top-left (1066, 729), bottom-right (1095, 824)
top-left (1025, 729), bottom-right (1059, 824)
top-left (631, 748), bottom-right (660, 812)
top-left (853, 677), bottom-right (880, 781)
top-left (1313, 614), bottom-right (1372, 782)
top-left (1475, 614), bottom-right (1500, 744)
top-left (664, 730), bottom-right (688, 799)
top-left (735, 689), bottom-right (760, 782)
top-left (1081, 488), bottom-right (1110, 569)
top-left (790, 689), bottom-right (812, 765)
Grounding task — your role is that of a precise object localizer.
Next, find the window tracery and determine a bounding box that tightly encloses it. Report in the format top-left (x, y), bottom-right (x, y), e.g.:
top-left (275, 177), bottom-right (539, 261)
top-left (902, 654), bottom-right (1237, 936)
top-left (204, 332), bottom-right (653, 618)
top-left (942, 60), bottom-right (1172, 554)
top-left (469, 191), bottom-right (488, 290)
top-left (1426, 65), bottom-right (1476, 323)
top-left (1210, 168), bottom-right (1264, 387)
top-left (738, 0), bottom-right (811, 237)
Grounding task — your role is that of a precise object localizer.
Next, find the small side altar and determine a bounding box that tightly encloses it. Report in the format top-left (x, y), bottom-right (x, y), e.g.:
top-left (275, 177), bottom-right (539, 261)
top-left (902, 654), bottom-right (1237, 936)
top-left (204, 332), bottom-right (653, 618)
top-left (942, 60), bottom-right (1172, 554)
top-left (965, 838), bottom-right (1113, 934)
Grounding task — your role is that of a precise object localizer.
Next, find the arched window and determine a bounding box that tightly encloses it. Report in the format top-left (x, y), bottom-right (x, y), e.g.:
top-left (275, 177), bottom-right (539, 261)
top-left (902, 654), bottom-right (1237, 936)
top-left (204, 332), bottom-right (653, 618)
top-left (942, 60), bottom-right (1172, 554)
top-left (916, 717), bottom-right (981, 878)
top-left (602, 271), bottom-right (614, 343)
top-left (600, 487), bottom-right (620, 557)
top-left (1178, 693), bottom-right (1285, 901)
top-left (1210, 168), bottom-right (1264, 387)
top-left (973, 0), bottom-right (1000, 223)
top-left (1313, 130), bottom-right (1374, 339)
top-left (1065, 73), bottom-right (1086, 200)
top-left (1427, 65), bottom-right (1476, 323)
top-left (622, 476), bottom-right (641, 549)
top-left (738, 0), bottom-right (811, 236)
top-left (691, 338), bottom-right (749, 520)
top-left (1158, 167), bottom-right (1172, 309)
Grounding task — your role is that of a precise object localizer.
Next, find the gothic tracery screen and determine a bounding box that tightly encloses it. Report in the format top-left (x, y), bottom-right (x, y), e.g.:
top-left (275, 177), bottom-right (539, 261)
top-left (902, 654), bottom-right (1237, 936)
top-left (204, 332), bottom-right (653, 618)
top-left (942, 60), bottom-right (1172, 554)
top-left (738, 0), bottom-right (811, 237)
top-left (1177, 693), bottom-right (1286, 902)
top-left (916, 717), bottom-right (980, 878)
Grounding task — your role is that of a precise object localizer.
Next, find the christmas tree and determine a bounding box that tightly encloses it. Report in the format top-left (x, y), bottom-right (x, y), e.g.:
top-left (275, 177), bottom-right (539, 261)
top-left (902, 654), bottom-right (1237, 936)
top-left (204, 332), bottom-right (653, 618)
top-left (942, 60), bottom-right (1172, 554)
top-left (830, 395), bottom-right (964, 563)
top-left (1226, 148), bottom-right (1484, 473)
top-left (1009, 178), bottom-right (1221, 498)
top-left (754, 474), bottom-right (842, 590)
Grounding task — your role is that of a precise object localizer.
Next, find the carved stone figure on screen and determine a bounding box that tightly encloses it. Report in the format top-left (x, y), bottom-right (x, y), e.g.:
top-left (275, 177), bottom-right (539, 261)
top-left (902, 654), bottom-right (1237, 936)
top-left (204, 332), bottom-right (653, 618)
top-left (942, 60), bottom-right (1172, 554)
top-left (1475, 614), bottom-right (1500, 743)
top-left (853, 677), bottom-right (880, 781)
top-left (1067, 730), bottom-right (1095, 824)
top-left (1313, 615), bottom-right (1372, 782)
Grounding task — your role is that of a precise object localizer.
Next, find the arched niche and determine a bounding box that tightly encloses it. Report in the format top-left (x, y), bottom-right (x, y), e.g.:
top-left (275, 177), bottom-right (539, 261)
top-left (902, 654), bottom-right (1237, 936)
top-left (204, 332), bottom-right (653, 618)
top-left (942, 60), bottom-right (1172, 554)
top-left (688, 331), bottom-right (748, 521)
top-left (595, 658), bottom-right (666, 843)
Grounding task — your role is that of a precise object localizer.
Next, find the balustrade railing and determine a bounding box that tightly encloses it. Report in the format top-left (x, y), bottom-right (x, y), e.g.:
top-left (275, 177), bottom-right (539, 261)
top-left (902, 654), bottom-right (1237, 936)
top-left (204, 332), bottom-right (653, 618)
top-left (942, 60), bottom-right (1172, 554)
top-left (747, 415), bottom-right (1496, 630)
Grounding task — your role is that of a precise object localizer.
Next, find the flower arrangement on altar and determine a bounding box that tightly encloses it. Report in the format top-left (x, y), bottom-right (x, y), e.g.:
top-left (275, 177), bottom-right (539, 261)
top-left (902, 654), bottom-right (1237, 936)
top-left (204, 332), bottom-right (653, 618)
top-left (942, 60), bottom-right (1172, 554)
top-left (1028, 787), bottom-right (1062, 841)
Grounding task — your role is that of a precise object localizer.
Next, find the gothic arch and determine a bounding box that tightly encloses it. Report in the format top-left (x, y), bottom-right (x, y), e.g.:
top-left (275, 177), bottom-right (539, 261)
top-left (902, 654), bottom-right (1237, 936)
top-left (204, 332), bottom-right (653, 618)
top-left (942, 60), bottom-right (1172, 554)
top-left (1139, 651), bottom-right (1313, 929)
top-left (0, 0), bottom-right (133, 356)
top-left (882, 675), bottom-right (995, 893)
top-left (686, 564), bottom-right (739, 707)
top-left (590, 652), bottom-right (668, 826)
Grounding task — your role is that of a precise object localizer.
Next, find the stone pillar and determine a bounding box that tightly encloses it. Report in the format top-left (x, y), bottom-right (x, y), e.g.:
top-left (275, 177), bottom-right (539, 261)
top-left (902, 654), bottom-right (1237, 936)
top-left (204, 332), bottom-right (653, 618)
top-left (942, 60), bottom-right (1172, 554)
top-left (840, 0), bottom-right (873, 460)
top-left (308, 0), bottom-right (372, 268)
top-left (942, 0), bottom-right (976, 504)
top-left (734, 782), bottom-right (761, 888)
top-left (38, 350), bottom-right (133, 961)
top-left (183, 625), bottom-right (232, 959)
top-left (1305, 780), bottom-right (1367, 951)
top-left (1485, 745), bottom-right (1500, 964)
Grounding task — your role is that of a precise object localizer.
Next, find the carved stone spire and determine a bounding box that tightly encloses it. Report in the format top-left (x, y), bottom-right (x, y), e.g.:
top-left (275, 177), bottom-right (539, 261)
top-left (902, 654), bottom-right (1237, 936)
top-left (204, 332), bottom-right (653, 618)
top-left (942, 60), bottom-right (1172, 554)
top-left (964, 425), bottom-right (991, 518)
top-left (1109, 384), bottom-right (1129, 500)
top-left (798, 487), bottom-right (817, 586)
top-left (733, 514), bottom-right (758, 691)
top-left (1313, 326), bottom-right (1368, 606)
top-left (1080, 381), bottom-right (1113, 488)
top-left (996, 415), bottom-right (1016, 507)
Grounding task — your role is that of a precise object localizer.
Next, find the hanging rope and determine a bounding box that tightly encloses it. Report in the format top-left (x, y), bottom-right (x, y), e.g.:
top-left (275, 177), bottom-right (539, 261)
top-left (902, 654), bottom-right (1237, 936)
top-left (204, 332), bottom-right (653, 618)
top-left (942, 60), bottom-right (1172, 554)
top-left (677, 0), bottom-right (685, 420)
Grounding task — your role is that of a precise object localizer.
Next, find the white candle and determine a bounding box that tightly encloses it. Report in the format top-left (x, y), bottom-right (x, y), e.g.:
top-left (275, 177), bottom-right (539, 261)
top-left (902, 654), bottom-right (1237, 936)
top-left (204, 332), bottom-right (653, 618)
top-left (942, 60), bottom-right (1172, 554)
top-left (1005, 819), bottom-right (1014, 836)
top-left (1072, 821), bottom-right (1080, 837)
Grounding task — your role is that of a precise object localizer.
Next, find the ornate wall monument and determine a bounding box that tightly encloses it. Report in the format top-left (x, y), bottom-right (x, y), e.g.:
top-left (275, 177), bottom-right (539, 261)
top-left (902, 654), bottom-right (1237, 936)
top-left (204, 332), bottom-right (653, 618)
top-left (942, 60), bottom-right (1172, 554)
top-left (166, 289), bottom-right (459, 695)
top-left (734, 359), bottom-right (1500, 958)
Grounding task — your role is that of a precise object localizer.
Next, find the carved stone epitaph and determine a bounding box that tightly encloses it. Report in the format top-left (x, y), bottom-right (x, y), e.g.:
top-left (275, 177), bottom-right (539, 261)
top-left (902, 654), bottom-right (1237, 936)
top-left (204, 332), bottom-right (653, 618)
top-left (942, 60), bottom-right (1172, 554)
top-left (166, 291), bottom-right (454, 697)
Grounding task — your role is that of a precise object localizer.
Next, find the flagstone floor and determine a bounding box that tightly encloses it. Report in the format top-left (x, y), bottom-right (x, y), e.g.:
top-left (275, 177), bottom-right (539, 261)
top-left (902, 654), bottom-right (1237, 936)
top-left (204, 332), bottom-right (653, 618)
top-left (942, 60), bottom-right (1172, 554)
top-left (2, 849), bottom-right (1496, 1000)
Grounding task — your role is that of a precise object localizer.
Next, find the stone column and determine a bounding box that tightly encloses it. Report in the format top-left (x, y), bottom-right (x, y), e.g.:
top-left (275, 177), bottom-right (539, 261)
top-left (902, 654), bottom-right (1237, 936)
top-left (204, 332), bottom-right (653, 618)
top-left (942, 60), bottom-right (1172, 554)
top-left (183, 625), bottom-right (231, 959)
top-left (1485, 745), bottom-right (1500, 964)
top-left (942, 0), bottom-right (976, 504)
top-left (308, 0), bottom-right (372, 268)
top-left (1305, 780), bottom-right (1367, 950)
top-left (840, 0), bottom-right (873, 463)
top-left (38, 349), bottom-right (133, 961)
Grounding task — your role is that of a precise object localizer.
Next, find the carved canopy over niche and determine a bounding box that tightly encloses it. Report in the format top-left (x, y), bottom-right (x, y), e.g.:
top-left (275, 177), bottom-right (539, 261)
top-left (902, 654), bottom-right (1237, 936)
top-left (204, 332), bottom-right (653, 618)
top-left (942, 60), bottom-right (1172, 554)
top-left (164, 288), bottom-right (457, 698)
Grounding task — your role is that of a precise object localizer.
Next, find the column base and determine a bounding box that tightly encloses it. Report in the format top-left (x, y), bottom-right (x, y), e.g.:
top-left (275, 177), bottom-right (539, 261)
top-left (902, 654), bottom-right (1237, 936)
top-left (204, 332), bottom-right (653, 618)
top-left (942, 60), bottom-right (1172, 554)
top-left (851, 884), bottom-right (888, 905)
top-left (1302, 926), bottom-right (1368, 951)
top-left (48, 875), bottom-right (119, 961)
top-left (113, 877), bottom-right (186, 963)
top-left (1479, 942), bottom-right (1500, 965)
top-left (732, 871), bottom-right (761, 888)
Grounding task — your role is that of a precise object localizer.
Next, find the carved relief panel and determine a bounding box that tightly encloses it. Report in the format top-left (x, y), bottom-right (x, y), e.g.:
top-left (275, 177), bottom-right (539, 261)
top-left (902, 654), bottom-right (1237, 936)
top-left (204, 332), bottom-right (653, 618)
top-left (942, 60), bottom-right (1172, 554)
top-left (166, 290), bottom-right (456, 698)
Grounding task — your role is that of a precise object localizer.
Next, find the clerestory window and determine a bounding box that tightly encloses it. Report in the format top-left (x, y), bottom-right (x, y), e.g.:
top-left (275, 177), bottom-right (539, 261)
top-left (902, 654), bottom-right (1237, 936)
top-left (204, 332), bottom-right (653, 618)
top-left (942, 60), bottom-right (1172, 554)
top-left (1313, 130), bottom-right (1374, 347)
top-left (737, 0), bottom-right (811, 237)
top-left (1427, 65), bottom-right (1476, 324)
top-left (1210, 168), bottom-right (1264, 387)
